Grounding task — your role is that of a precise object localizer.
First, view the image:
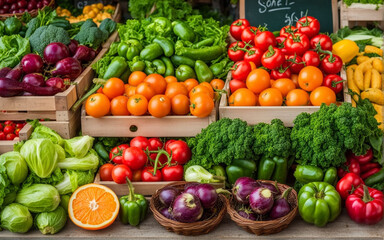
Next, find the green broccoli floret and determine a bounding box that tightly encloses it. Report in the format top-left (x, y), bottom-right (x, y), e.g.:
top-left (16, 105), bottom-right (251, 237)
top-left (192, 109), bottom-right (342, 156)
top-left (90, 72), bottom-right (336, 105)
top-left (80, 19), bottom-right (97, 31)
top-left (99, 18), bottom-right (117, 35)
top-left (252, 119), bottom-right (292, 159)
top-left (74, 27), bottom-right (104, 49)
top-left (29, 25), bottom-right (71, 56)
top-left (185, 118), bottom-right (255, 170)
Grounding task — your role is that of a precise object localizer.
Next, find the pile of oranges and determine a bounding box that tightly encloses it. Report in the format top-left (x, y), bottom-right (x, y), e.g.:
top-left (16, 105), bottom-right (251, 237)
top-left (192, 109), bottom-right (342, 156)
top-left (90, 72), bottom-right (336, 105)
top-left (57, 4), bottom-right (115, 24)
top-left (85, 71), bottom-right (224, 118)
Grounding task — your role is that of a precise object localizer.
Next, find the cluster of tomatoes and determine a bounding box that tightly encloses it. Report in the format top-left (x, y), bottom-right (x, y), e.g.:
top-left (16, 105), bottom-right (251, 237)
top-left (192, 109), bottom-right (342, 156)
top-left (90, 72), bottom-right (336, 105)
top-left (85, 72), bottom-right (224, 118)
top-left (0, 120), bottom-right (26, 140)
top-left (228, 17), bottom-right (343, 106)
top-left (99, 136), bottom-right (191, 183)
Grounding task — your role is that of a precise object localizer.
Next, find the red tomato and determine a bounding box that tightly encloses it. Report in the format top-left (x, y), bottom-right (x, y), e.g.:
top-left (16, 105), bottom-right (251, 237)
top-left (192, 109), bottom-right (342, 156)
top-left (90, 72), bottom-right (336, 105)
top-left (0, 132), bottom-right (5, 140)
top-left (228, 41), bottom-right (246, 62)
top-left (4, 120), bottom-right (13, 126)
top-left (112, 164), bottom-right (132, 184)
top-left (109, 144), bottom-right (130, 164)
top-left (132, 170), bottom-right (142, 182)
top-left (0, 125), bottom-right (2, 131)
top-left (323, 74), bottom-right (344, 94)
top-left (296, 16), bottom-right (320, 39)
top-left (280, 25), bottom-right (297, 37)
top-left (254, 31), bottom-right (276, 52)
top-left (3, 125), bottom-right (15, 135)
top-left (241, 26), bottom-right (259, 45)
top-left (6, 133), bottom-right (15, 140)
top-left (148, 138), bottom-right (163, 151)
top-left (229, 79), bottom-right (247, 94)
top-left (310, 34), bottom-right (333, 51)
top-left (320, 54), bottom-right (343, 74)
top-left (231, 61), bottom-right (252, 81)
top-left (302, 51), bottom-right (320, 67)
top-left (230, 19), bottom-right (250, 40)
top-left (149, 153), bottom-right (168, 168)
top-left (161, 165), bottom-right (184, 181)
top-left (15, 128), bottom-right (21, 137)
top-left (166, 140), bottom-right (191, 165)
top-left (270, 67), bottom-right (291, 80)
top-left (284, 33), bottom-right (309, 56)
top-left (122, 147), bottom-right (148, 170)
top-left (16, 123), bottom-right (24, 129)
top-left (276, 36), bottom-right (287, 48)
top-left (141, 166), bottom-right (162, 181)
top-left (130, 136), bottom-right (150, 150)
top-left (284, 55), bottom-right (305, 74)
top-left (243, 47), bottom-right (263, 67)
top-left (261, 46), bottom-right (285, 70)
top-left (99, 163), bottom-right (114, 181)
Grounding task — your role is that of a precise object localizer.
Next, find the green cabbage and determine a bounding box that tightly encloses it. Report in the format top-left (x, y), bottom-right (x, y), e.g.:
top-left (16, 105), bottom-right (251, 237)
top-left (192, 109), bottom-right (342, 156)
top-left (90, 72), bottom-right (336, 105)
top-left (35, 206), bottom-right (67, 235)
top-left (55, 144), bottom-right (66, 161)
top-left (22, 168), bottom-right (64, 188)
top-left (29, 120), bottom-right (64, 146)
top-left (57, 149), bottom-right (99, 171)
top-left (0, 151), bottom-right (28, 185)
top-left (55, 170), bottom-right (95, 195)
top-left (60, 195), bottom-right (70, 213)
top-left (63, 136), bottom-right (94, 158)
top-left (20, 139), bottom-right (58, 178)
top-left (1, 203), bottom-right (33, 233)
top-left (16, 184), bottom-right (60, 213)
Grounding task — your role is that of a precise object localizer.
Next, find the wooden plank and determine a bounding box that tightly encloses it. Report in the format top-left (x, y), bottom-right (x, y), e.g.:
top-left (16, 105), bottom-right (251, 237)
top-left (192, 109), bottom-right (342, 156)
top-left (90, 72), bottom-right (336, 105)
top-left (94, 173), bottom-right (224, 196)
top-left (340, 2), bottom-right (384, 28)
top-left (81, 104), bottom-right (217, 137)
top-left (0, 123), bottom-right (32, 153)
top-left (0, 140), bottom-right (17, 154)
top-left (0, 96), bottom-right (56, 111)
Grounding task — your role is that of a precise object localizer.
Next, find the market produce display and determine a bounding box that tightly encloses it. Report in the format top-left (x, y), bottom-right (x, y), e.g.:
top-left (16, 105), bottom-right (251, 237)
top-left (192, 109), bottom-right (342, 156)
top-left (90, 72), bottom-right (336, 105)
top-left (0, 0), bottom-right (51, 14)
top-left (57, 4), bottom-right (115, 24)
top-left (0, 121), bottom-right (26, 140)
top-left (227, 17), bottom-right (345, 106)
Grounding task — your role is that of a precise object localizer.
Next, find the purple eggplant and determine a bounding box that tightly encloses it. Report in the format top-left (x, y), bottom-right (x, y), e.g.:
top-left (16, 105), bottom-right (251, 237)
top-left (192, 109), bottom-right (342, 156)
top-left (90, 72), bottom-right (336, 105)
top-left (195, 184), bottom-right (218, 209)
top-left (22, 73), bottom-right (45, 87)
top-left (232, 177), bottom-right (259, 204)
top-left (21, 53), bottom-right (44, 73)
top-left (270, 187), bottom-right (292, 219)
top-left (184, 183), bottom-right (199, 195)
top-left (159, 187), bottom-right (180, 208)
top-left (0, 78), bottom-right (23, 97)
top-left (237, 207), bottom-right (258, 221)
top-left (172, 193), bottom-right (203, 223)
top-left (0, 67), bottom-right (12, 77)
top-left (51, 57), bottom-right (82, 80)
top-left (249, 187), bottom-right (274, 215)
top-left (73, 45), bottom-right (91, 62)
top-left (160, 207), bottom-right (174, 220)
top-left (5, 64), bottom-right (23, 81)
top-left (22, 83), bottom-right (61, 96)
top-left (259, 181), bottom-right (280, 196)
top-left (68, 39), bottom-right (79, 56)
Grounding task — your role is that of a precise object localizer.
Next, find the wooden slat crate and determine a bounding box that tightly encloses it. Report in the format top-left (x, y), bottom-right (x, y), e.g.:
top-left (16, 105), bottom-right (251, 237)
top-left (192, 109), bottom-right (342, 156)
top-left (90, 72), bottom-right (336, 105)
top-left (94, 172), bottom-right (224, 196)
top-left (340, 2), bottom-right (384, 28)
top-left (219, 72), bottom-right (350, 127)
top-left (0, 124), bottom-right (31, 154)
top-left (81, 103), bottom-right (218, 137)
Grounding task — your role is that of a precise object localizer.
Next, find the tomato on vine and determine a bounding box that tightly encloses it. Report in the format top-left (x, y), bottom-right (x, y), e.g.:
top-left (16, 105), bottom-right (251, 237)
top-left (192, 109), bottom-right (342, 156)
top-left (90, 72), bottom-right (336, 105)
top-left (230, 19), bottom-right (250, 40)
top-left (296, 16), bottom-right (320, 39)
top-left (261, 46), bottom-right (285, 70)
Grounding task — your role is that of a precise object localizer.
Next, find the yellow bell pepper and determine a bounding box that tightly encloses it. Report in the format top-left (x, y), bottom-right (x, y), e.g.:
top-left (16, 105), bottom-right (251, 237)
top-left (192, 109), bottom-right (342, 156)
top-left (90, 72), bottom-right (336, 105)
top-left (332, 39), bottom-right (359, 63)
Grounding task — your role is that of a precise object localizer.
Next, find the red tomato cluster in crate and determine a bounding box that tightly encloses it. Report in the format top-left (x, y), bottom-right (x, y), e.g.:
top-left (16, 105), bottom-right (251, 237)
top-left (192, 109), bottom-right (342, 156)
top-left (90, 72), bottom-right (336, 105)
top-left (99, 136), bottom-right (191, 183)
top-left (0, 120), bottom-right (25, 140)
top-left (228, 17), bottom-right (344, 107)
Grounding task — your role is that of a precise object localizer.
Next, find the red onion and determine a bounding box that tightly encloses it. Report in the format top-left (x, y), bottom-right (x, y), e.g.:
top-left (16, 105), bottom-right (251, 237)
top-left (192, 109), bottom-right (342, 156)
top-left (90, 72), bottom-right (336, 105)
top-left (270, 188), bottom-right (292, 219)
top-left (237, 208), bottom-right (257, 221)
top-left (172, 193), bottom-right (203, 223)
top-left (68, 40), bottom-right (79, 56)
top-left (249, 187), bottom-right (274, 215)
top-left (22, 73), bottom-right (45, 87)
top-left (21, 53), bottom-right (44, 73)
top-left (46, 77), bottom-right (67, 91)
top-left (43, 42), bottom-right (70, 65)
top-left (259, 181), bottom-right (280, 196)
top-left (73, 45), bottom-right (91, 62)
top-left (51, 57), bottom-right (82, 80)
top-left (194, 184), bottom-right (218, 209)
top-left (159, 187), bottom-right (180, 208)
top-left (0, 67), bottom-right (12, 78)
top-left (160, 207), bottom-right (174, 220)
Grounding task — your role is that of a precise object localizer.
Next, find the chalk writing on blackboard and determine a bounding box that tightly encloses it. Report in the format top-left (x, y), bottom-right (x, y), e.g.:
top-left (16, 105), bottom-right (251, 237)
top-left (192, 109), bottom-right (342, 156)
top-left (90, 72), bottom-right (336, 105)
top-left (256, 1), bottom-right (308, 27)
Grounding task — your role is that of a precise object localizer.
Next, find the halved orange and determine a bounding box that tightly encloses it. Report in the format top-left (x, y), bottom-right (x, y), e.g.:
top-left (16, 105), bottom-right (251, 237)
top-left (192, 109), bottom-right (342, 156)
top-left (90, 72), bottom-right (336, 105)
top-left (68, 184), bottom-right (119, 230)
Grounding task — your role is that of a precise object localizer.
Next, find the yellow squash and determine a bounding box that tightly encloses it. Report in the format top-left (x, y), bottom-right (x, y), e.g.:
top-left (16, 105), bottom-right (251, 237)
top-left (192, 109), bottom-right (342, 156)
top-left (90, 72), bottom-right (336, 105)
top-left (361, 88), bottom-right (384, 105)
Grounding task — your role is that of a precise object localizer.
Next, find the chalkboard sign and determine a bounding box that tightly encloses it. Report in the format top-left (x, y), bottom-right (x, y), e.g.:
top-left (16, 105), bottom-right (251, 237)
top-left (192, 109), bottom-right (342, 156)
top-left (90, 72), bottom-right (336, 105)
top-left (74, 0), bottom-right (103, 9)
top-left (240, 0), bottom-right (338, 33)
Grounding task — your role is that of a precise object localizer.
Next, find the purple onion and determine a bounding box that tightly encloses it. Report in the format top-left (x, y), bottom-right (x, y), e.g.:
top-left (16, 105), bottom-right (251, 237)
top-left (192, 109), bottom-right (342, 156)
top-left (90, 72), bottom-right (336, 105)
top-left (237, 208), bottom-right (257, 221)
top-left (160, 207), bottom-right (174, 220)
top-left (51, 57), bottom-right (82, 80)
top-left (46, 77), bottom-right (66, 91)
top-left (22, 91), bottom-right (33, 96)
top-left (22, 73), bottom-right (45, 87)
top-left (68, 40), bottom-right (79, 56)
top-left (88, 48), bottom-right (97, 61)
top-left (270, 188), bottom-right (292, 219)
top-left (0, 67), bottom-right (12, 77)
top-left (5, 64), bottom-right (23, 81)
top-left (194, 184), bottom-right (218, 209)
top-left (73, 45), bottom-right (91, 62)
top-left (21, 53), bottom-right (44, 73)
top-left (184, 183), bottom-right (199, 195)
top-left (259, 181), bottom-right (280, 196)
top-left (232, 177), bottom-right (259, 204)
top-left (249, 187), bottom-right (274, 215)
top-left (43, 42), bottom-right (70, 65)
top-left (159, 187), bottom-right (180, 208)
top-left (172, 193), bottom-right (203, 223)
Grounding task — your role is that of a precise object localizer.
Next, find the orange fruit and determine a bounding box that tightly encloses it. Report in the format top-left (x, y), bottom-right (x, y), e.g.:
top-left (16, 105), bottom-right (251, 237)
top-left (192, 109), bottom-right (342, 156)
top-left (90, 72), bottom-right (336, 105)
top-left (69, 184), bottom-right (119, 230)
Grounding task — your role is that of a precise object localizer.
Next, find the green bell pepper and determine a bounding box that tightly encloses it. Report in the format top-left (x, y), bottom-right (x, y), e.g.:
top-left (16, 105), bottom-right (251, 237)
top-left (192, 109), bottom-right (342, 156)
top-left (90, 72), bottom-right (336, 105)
top-left (172, 21), bottom-right (196, 42)
top-left (152, 59), bottom-right (166, 75)
top-left (171, 55), bottom-right (195, 68)
top-left (195, 60), bottom-right (214, 83)
top-left (144, 61), bottom-right (156, 75)
top-left (257, 156), bottom-right (288, 183)
top-left (161, 57), bottom-right (174, 77)
top-left (119, 178), bottom-right (148, 226)
top-left (323, 167), bottom-right (337, 185)
top-left (103, 57), bottom-right (128, 79)
top-left (175, 65), bottom-right (196, 82)
top-left (209, 58), bottom-right (229, 77)
top-left (4, 17), bottom-right (21, 35)
top-left (129, 56), bottom-right (146, 72)
top-left (298, 182), bottom-right (341, 227)
top-left (294, 165), bottom-right (324, 184)
top-left (226, 159), bottom-right (257, 185)
top-left (140, 43), bottom-right (164, 61)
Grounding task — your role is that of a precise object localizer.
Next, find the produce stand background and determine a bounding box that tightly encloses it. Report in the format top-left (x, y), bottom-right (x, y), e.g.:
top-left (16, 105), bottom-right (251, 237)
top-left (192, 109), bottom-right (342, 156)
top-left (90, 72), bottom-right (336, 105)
top-left (0, 125), bottom-right (30, 153)
top-left (340, 2), bottom-right (384, 29)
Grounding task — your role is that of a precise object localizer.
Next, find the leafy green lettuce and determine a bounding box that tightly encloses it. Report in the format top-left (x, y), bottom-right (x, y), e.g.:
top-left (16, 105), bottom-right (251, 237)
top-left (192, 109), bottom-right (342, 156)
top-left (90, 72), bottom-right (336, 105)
top-left (0, 35), bottom-right (30, 68)
top-left (54, 170), bottom-right (95, 195)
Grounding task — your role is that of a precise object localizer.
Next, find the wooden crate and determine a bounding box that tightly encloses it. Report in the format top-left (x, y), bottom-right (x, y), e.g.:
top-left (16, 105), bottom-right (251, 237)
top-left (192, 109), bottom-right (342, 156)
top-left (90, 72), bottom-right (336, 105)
top-left (219, 73), bottom-right (350, 127)
top-left (340, 2), bottom-right (384, 28)
top-left (94, 172), bottom-right (225, 196)
top-left (0, 124), bottom-right (31, 154)
top-left (0, 48), bottom-right (108, 112)
top-left (111, 3), bottom-right (122, 23)
top-left (81, 103), bottom-right (217, 137)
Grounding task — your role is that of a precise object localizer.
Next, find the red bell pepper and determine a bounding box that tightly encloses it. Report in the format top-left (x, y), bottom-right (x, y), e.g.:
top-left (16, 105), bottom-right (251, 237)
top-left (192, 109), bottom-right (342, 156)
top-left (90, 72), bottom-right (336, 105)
top-left (352, 148), bottom-right (373, 165)
top-left (346, 185), bottom-right (384, 225)
top-left (336, 173), bottom-right (364, 200)
top-left (338, 158), bottom-right (361, 178)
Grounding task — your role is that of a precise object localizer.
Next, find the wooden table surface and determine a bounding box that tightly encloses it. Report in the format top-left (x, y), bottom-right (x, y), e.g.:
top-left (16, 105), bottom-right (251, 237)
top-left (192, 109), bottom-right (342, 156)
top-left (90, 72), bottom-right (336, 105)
top-left (1, 210), bottom-right (383, 240)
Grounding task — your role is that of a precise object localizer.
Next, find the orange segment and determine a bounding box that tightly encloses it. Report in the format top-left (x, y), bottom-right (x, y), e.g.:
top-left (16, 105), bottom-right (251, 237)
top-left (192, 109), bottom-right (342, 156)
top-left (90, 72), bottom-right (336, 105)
top-left (69, 184), bottom-right (119, 230)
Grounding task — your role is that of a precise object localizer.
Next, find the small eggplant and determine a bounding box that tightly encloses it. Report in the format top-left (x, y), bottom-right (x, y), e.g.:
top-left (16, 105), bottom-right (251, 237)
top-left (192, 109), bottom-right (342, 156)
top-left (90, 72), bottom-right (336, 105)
top-left (270, 187), bottom-right (292, 219)
top-left (73, 45), bottom-right (91, 62)
top-left (0, 77), bottom-right (23, 97)
top-left (232, 177), bottom-right (259, 204)
top-left (249, 187), bottom-right (274, 215)
top-left (237, 206), bottom-right (257, 221)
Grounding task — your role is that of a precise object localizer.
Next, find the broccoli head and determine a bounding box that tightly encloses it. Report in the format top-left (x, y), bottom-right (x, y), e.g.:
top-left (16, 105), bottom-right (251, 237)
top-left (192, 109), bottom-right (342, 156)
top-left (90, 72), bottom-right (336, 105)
top-left (74, 27), bottom-right (105, 49)
top-left (99, 18), bottom-right (117, 35)
top-left (29, 25), bottom-right (71, 56)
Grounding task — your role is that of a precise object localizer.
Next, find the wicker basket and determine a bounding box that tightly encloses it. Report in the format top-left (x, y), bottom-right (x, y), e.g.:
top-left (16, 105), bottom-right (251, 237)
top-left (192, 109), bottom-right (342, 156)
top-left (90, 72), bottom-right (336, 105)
top-left (150, 181), bottom-right (226, 236)
top-left (0, 1), bottom-right (55, 21)
top-left (226, 180), bottom-right (298, 235)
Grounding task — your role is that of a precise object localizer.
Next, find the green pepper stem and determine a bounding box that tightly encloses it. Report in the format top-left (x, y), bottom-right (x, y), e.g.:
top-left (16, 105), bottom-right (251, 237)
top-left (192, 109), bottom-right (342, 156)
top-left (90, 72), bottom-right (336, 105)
top-left (316, 190), bottom-right (325, 199)
top-left (126, 177), bottom-right (135, 201)
top-left (362, 185), bottom-right (374, 203)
